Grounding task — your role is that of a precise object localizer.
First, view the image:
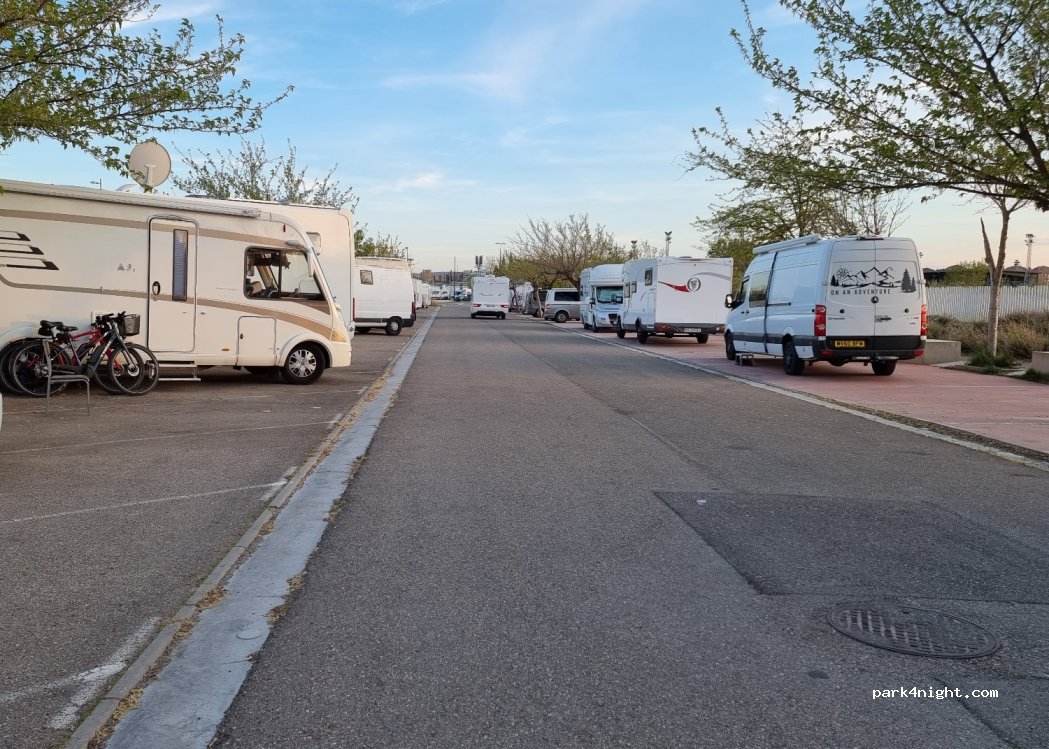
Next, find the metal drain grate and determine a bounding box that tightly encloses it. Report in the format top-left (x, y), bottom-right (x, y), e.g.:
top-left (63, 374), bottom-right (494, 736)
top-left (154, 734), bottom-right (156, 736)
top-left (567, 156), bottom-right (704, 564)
top-left (827, 603), bottom-right (1000, 659)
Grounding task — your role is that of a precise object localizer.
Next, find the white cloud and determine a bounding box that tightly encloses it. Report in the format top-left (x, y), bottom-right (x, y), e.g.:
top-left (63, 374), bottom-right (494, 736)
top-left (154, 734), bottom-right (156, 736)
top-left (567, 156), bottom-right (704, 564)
top-left (371, 171), bottom-right (477, 193)
top-left (125, 2), bottom-right (220, 26)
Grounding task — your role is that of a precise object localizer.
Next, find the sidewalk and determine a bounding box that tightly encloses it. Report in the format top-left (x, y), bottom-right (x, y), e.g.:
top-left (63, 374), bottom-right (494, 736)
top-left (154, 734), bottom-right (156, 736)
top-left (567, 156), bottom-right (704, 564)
top-left (565, 323), bottom-right (1049, 459)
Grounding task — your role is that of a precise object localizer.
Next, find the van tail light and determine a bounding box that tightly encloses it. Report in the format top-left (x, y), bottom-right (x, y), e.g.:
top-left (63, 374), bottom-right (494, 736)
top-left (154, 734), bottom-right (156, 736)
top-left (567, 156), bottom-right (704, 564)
top-left (500, 304), bottom-right (508, 308)
top-left (412, 302), bottom-right (417, 316)
top-left (920, 304), bottom-right (928, 336)
top-left (814, 304), bottom-right (827, 336)
top-left (472, 303), bottom-right (481, 308)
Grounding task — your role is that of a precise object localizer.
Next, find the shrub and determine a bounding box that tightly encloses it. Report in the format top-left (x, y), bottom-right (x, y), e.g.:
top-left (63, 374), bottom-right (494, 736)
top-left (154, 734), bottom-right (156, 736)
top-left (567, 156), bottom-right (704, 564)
top-left (930, 312), bottom-right (1049, 359)
top-left (968, 349), bottom-right (1017, 369)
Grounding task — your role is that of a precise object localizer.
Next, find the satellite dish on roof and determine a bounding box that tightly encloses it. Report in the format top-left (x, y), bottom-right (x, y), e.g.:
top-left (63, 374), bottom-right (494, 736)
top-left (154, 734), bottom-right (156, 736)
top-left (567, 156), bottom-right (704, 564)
top-left (128, 141), bottom-right (171, 188)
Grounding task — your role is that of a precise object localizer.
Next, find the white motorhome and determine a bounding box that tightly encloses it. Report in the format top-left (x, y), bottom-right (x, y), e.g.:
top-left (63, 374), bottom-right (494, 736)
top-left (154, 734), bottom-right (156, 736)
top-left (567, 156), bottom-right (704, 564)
top-left (414, 278), bottom-right (432, 309)
top-left (0, 179), bottom-right (351, 384)
top-left (354, 257), bottom-right (416, 335)
top-left (724, 235), bottom-right (927, 376)
top-left (580, 264), bottom-right (624, 333)
top-left (470, 275), bottom-right (510, 319)
top-left (617, 256), bottom-right (732, 344)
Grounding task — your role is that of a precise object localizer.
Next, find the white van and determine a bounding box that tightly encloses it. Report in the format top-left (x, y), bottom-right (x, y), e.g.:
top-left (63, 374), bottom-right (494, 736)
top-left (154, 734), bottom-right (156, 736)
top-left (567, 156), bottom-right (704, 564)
top-left (580, 264), bottom-right (624, 333)
top-left (617, 256), bottom-right (732, 343)
top-left (724, 235), bottom-right (927, 376)
top-left (414, 278), bottom-right (432, 309)
top-left (353, 258), bottom-right (416, 335)
top-left (543, 288), bottom-right (581, 323)
top-left (470, 275), bottom-right (510, 318)
top-left (0, 179), bottom-right (351, 384)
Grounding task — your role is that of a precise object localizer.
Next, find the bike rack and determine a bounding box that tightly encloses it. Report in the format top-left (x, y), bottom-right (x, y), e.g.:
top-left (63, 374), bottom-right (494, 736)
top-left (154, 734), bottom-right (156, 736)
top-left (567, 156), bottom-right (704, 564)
top-left (42, 339), bottom-right (91, 415)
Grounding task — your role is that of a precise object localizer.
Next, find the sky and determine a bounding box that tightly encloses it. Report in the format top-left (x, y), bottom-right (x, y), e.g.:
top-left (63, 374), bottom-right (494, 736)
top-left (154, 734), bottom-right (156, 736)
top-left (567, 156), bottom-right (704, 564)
top-left (3, 0), bottom-right (1049, 273)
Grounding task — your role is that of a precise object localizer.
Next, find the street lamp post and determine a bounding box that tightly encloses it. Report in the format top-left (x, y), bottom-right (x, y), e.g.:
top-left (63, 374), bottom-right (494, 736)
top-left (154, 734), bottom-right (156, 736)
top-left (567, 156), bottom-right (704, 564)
top-left (1025, 233), bottom-right (1035, 285)
top-left (664, 231), bottom-right (672, 256)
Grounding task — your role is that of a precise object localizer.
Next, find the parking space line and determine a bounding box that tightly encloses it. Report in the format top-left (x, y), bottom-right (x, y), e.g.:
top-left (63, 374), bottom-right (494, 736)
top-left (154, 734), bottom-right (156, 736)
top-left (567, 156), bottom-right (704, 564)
top-left (2, 421), bottom-right (338, 455)
top-left (0, 483), bottom-right (286, 525)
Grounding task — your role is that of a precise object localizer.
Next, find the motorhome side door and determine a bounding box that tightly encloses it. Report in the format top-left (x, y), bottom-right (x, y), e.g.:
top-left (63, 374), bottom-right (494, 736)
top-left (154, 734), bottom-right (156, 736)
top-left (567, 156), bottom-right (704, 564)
top-left (148, 217), bottom-right (197, 352)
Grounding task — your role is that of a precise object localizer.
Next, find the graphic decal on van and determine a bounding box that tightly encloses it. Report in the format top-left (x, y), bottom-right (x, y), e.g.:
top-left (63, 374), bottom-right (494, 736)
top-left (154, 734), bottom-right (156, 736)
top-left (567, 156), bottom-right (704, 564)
top-left (659, 276), bottom-right (703, 293)
top-left (0, 231), bottom-right (58, 271)
top-left (829, 266), bottom-right (918, 294)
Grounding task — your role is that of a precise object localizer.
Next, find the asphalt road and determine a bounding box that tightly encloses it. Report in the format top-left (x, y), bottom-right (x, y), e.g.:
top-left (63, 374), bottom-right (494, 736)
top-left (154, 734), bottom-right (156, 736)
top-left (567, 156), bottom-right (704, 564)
top-left (197, 305), bottom-right (1049, 748)
top-left (0, 311), bottom-right (433, 749)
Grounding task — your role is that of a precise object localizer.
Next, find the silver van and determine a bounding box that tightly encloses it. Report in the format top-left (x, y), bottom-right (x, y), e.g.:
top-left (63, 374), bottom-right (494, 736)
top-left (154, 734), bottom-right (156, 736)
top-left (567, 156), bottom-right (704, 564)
top-left (543, 288), bottom-right (581, 323)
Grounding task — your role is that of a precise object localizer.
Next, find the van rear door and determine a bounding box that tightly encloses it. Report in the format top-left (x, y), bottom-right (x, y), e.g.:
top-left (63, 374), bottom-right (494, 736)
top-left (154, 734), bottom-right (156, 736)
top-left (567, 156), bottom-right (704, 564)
top-left (825, 239), bottom-right (879, 350)
top-left (872, 239), bottom-right (923, 346)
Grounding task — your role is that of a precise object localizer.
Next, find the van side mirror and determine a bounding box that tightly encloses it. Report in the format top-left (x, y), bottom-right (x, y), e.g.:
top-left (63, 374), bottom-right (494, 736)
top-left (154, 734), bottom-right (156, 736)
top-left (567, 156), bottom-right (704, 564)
top-left (725, 294), bottom-right (735, 309)
top-left (589, 297), bottom-right (595, 305)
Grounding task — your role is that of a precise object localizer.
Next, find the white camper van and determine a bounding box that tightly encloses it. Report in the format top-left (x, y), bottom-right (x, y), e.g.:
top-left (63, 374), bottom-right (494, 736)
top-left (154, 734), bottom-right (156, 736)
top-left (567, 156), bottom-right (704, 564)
top-left (580, 264), bottom-right (624, 333)
top-left (354, 257), bottom-right (416, 335)
top-left (470, 275), bottom-right (510, 318)
top-left (414, 278), bottom-right (432, 309)
top-left (0, 180), bottom-right (351, 384)
top-left (617, 257), bottom-right (732, 343)
top-left (724, 235), bottom-right (927, 376)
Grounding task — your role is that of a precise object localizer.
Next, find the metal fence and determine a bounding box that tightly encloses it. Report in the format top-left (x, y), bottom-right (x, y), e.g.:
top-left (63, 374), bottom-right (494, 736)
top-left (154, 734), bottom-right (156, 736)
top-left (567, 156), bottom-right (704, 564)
top-left (926, 285), bottom-right (1049, 322)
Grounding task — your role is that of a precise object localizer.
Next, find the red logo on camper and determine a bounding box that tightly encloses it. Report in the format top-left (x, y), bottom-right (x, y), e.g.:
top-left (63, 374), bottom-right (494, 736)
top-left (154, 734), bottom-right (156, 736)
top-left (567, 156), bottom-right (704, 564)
top-left (659, 276), bottom-right (702, 293)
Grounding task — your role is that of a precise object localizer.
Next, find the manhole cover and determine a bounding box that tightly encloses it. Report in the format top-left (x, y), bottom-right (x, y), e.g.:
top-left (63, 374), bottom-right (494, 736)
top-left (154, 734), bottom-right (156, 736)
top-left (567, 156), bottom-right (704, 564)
top-left (827, 603), bottom-right (1000, 659)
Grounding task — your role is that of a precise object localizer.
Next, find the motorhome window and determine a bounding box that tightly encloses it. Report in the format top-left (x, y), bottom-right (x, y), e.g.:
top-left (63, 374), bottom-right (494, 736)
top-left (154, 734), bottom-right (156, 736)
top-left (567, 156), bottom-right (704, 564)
top-left (172, 229), bottom-right (189, 302)
top-left (644, 269), bottom-right (653, 285)
top-left (242, 248), bottom-right (322, 301)
top-left (748, 270), bottom-right (770, 307)
top-left (360, 269), bottom-right (374, 285)
top-left (595, 286), bottom-right (623, 303)
top-left (631, 282), bottom-right (637, 293)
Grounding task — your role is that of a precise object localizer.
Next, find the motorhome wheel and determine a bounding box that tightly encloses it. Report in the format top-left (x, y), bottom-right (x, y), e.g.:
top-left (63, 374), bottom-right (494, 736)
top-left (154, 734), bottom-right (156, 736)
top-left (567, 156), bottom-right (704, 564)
top-left (281, 343), bottom-right (325, 385)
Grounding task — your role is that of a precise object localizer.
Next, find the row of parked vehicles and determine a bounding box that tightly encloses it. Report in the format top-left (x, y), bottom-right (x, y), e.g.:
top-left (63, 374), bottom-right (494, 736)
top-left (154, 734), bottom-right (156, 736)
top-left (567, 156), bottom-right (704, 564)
top-left (499, 235), bottom-right (928, 377)
top-left (0, 179), bottom-right (433, 395)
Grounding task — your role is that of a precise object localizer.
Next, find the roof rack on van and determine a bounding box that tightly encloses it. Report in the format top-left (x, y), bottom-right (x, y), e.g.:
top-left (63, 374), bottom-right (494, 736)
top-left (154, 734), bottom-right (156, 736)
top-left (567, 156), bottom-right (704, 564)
top-left (752, 234), bottom-right (823, 255)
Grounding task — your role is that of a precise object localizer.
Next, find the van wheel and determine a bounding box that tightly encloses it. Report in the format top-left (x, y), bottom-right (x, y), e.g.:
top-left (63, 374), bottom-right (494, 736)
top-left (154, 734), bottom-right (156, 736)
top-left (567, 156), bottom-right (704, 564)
top-left (872, 359), bottom-right (897, 376)
top-left (616, 324), bottom-right (626, 339)
top-left (470, 313), bottom-right (477, 319)
top-left (664, 332), bottom-right (674, 338)
top-left (281, 343), bottom-right (325, 385)
top-left (724, 332), bottom-right (736, 360)
top-left (357, 327), bottom-right (370, 334)
top-left (695, 333), bottom-right (709, 344)
top-left (592, 325), bottom-right (601, 334)
top-left (583, 321), bottom-right (590, 330)
top-left (554, 310), bottom-right (569, 323)
top-left (385, 318), bottom-right (402, 336)
top-left (783, 340), bottom-right (805, 376)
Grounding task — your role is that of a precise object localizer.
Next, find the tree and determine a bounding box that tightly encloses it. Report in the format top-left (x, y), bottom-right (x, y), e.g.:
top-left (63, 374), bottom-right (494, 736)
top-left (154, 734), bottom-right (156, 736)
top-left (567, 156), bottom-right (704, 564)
top-left (354, 227), bottom-right (408, 259)
top-left (942, 259), bottom-right (988, 286)
top-left (689, 109), bottom-right (909, 278)
top-left (0, 1), bottom-right (288, 172)
top-left (508, 214), bottom-right (626, 291)
top-left (730, 0), bottom-right (1046, 352)
top-left (173, 138), bottom-right (357, 208)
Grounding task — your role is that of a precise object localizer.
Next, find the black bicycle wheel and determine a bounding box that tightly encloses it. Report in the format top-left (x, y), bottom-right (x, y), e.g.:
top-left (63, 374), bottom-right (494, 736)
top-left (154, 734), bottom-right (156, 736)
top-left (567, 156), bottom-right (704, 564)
top-left (106, 343), bottom-right (159, 395)
top-left (7, 339), bottom-right (66, 397)
top-left (0, 340), bottom-right (27, 394)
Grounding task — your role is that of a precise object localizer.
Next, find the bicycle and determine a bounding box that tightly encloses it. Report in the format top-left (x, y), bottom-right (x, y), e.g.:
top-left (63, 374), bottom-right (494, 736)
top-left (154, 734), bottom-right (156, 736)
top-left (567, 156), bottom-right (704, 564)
top-left (7, 313), bottom-right (159, 397)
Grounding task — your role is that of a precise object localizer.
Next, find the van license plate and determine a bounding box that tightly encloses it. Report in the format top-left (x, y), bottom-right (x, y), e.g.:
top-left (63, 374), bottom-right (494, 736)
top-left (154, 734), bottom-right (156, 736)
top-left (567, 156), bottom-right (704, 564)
top-left (834, 340), bottom-right (866, 348)
top-left (682, 328), bottom-right (702, 333)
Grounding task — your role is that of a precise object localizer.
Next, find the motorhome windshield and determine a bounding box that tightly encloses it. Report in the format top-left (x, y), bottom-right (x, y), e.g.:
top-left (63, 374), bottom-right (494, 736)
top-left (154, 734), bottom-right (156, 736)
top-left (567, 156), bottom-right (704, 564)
top-left (595, 286), bottom-right (623, 304)
top-left (244, 248), bottom-right (322, 301)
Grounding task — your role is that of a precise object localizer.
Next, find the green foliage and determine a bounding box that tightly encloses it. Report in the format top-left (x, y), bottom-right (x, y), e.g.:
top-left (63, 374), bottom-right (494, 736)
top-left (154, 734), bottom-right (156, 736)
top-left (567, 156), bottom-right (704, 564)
top-left (173, 139), bottom-right (357, 208)
top-left (354, 227), bottom-right (407, 259)
top-left (1019, 368), bottom-right (1049, 384)
top-left (930, 313), bottom-right (1049, 360)
top-left (0, 1), bottom-right (288, 172)
top-left (734, 0), bottom-right (1049, 207)
top-left (967, 349), bottom-right (1017, 370)
top-left (941, 260), bottom-right (987, 286)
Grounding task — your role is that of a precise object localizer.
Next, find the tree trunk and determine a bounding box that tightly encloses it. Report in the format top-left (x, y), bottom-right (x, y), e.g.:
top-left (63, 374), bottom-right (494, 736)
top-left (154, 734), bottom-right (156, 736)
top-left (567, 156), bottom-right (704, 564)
top-left (980, 215), bottom-right (1009, 356)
